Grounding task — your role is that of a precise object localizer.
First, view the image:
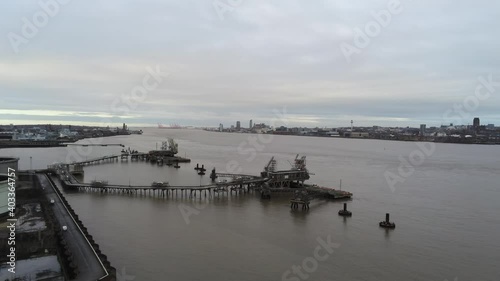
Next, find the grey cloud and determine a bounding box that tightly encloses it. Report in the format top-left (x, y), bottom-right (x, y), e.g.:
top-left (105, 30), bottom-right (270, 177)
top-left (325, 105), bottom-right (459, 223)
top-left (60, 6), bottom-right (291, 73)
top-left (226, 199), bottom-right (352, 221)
top-left (1, 0), bottom-right (499, 127)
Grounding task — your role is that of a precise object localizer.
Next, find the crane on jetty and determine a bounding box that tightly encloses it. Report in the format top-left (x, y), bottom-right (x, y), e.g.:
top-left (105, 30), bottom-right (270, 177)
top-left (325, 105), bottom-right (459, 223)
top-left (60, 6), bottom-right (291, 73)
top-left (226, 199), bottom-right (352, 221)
top-left (259, 155), bottom-right (352, 202)
top-left (147, 138), bottom-right (190, 164)
top-left (161, 138), bottom-right (178, 154)
top-left (150, 138), bottom-right (178, 157)
top-left (261, 155), bottom-right (310, 188)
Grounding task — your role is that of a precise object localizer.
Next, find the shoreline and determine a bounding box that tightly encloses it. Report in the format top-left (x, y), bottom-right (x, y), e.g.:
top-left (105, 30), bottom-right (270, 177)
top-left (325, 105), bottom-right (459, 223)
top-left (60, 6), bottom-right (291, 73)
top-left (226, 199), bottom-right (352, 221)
top-left (203, 129), bottom-right (500, 145)
top-left (0, 134), bottom-right (120, 150)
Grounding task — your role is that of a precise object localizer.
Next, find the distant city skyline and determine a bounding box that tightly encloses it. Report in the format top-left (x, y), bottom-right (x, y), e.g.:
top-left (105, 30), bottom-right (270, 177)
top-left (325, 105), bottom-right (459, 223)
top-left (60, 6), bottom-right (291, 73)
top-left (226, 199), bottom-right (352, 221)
top-left (1, 1), bottom-right (499, 127)
top-left (1, 116), bottom-right (496, 129)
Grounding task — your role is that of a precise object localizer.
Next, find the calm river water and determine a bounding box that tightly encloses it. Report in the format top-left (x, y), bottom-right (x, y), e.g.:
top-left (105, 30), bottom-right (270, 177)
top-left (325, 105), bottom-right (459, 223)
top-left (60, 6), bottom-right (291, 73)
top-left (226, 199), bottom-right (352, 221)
top-left (2, 128), bottom-right (499, 281)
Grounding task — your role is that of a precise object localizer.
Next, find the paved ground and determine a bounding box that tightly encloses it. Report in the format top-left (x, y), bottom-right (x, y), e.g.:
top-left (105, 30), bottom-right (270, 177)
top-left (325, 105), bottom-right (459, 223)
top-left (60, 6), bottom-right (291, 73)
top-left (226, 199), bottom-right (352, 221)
top-left (38, 174), bottom-right (107, 281)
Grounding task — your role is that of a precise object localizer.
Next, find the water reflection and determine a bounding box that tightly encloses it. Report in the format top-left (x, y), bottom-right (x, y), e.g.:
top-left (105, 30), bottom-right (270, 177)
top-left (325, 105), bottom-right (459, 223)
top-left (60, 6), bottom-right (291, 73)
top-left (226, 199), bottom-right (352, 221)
top-left (384, 228), bottom-right (394, 240)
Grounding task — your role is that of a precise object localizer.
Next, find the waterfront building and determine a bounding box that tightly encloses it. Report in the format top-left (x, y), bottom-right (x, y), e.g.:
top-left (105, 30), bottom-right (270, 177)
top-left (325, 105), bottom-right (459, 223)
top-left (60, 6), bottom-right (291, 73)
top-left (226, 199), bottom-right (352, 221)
top-left (420, 124), bottom-right (426, 136)
top-left (473, 117), bottom-right (480, 128)
top-left (351, 132), bottom-right (370, 138)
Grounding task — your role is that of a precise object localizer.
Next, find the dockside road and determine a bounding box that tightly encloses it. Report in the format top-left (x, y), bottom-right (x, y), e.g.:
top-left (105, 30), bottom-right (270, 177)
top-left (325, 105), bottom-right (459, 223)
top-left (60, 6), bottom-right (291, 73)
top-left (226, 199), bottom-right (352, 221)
top-left (37, 174), bottom-right (109, 281)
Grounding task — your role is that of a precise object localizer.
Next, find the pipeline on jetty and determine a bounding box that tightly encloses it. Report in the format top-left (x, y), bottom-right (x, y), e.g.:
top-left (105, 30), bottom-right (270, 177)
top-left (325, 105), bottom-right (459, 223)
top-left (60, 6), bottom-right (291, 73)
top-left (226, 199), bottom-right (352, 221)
top-left (50, 162), bottom-right (267, 199)
top-left (49, 154), bottom-right (353, 207)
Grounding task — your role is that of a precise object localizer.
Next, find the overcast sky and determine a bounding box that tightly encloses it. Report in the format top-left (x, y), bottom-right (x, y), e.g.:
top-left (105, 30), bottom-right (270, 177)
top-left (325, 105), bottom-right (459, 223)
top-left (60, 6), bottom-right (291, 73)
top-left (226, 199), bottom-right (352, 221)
top-left (1, 0), bottom-right (499, 128)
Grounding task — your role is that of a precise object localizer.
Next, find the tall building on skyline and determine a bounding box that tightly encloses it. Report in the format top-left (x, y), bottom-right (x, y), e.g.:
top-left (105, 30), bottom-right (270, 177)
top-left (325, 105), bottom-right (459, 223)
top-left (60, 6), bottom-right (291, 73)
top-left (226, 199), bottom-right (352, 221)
top-left (473, 117), bottom-right (480, 128)
top-left (420, 124), bottom-right (426, 136)
top-left (236, 121), bottom-right (241, 131)
top-left (249, 120), bottom-right (253, 129)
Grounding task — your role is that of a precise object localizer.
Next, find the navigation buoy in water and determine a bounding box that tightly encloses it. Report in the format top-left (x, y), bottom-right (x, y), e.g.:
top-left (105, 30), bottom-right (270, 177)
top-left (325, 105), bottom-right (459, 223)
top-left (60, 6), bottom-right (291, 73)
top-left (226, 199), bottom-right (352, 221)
top-left (338, 203), bottom-right (352, 217)
top-left (379, 213), bottom-right (396, 229)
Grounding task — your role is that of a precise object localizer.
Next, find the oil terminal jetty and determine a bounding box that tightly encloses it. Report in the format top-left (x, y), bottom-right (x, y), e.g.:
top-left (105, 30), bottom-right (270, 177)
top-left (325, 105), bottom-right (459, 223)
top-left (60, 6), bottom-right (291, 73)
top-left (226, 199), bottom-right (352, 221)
top-left (50, 152), bottom-right (352, 206)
